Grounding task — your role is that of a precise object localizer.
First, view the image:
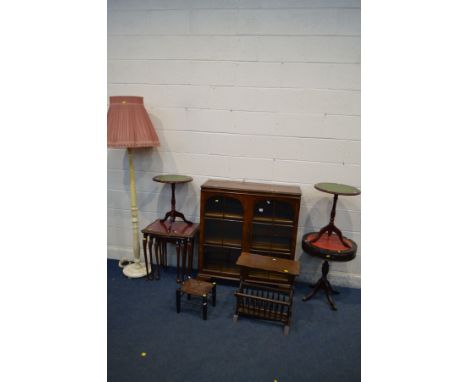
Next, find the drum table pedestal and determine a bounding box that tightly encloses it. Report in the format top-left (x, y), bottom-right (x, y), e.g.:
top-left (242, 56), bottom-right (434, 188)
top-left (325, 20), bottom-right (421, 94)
top-left (302, 232), bottom-right (357, 310)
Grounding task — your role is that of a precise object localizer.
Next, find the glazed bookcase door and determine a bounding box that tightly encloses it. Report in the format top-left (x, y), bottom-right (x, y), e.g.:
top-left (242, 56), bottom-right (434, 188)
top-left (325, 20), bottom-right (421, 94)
top-left (200, 193), bottom-right (244, 276)
top-left (249, 198), bottom-right (297, 259)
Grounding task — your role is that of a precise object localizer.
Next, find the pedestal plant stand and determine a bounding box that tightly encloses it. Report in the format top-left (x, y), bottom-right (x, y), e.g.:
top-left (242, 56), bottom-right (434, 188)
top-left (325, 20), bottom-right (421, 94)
top-left (152, 175), bottom-right (193, 224)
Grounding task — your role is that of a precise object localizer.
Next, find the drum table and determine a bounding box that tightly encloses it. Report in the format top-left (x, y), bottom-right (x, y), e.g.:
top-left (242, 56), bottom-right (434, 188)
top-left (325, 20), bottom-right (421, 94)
top-left (302, 182), bottom-right (360, 310)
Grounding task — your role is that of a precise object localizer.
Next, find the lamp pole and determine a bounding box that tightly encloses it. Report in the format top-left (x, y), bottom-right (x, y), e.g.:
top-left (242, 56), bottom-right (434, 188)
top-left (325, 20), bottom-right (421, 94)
top-left (122, 148), bottom-right (149, 278)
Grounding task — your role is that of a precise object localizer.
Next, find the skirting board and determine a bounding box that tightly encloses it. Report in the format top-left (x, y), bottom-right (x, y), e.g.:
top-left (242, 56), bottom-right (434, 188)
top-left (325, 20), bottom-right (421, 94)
top-left (107, 245), bottom-right (361, 289)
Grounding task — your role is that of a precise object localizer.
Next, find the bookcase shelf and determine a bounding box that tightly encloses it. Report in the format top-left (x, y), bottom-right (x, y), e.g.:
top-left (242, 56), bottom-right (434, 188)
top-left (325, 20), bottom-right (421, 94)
top-left (251, 217), bottom-right (294, 226)
top-left (204, 239), bottom-right (243, 249)
top-left (204, 212), bottom-right (244, 221)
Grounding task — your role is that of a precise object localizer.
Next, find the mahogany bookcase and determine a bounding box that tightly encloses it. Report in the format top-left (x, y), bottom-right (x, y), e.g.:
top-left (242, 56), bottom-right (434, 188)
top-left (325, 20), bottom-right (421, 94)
top-left (198, 179), bottom-right (301, 282)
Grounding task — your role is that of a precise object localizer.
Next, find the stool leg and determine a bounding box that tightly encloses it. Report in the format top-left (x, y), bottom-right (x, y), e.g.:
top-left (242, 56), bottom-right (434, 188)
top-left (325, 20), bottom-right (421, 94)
top-left (202, 294), bottom-right (208, 320)
top-left (176, 289), bottom-right (181, 313)
top-left (212, 282), bottom-right (217, 307)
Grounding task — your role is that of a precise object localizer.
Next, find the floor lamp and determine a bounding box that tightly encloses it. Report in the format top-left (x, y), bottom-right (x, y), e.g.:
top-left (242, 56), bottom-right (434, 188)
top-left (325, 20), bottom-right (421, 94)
top-left (107, 96), bottom-right (160, 278)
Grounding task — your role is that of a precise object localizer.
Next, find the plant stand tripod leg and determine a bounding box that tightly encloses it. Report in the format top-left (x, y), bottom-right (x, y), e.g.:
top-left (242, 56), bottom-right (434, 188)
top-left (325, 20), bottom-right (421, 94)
top-left (161, 210), bottom-right (171, 222)
top-left (173, 210), bottom-right (193, 225)
top-left (310, 193), bottom-right (350, 248)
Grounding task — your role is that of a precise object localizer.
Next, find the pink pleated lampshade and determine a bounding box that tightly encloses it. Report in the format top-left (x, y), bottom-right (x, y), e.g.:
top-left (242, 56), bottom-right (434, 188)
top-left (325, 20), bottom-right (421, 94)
top-left (107, 96), bottom-right (160, 148)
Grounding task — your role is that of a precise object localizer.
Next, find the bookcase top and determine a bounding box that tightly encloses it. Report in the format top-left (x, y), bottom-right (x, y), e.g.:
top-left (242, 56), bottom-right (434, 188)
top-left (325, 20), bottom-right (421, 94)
top-left (201, 179), bottom-right (301, 197)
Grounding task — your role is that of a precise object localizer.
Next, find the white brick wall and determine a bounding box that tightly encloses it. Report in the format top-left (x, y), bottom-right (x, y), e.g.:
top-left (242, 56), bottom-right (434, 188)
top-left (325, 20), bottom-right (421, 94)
top-left (108, 0), bottom-right (361, 287)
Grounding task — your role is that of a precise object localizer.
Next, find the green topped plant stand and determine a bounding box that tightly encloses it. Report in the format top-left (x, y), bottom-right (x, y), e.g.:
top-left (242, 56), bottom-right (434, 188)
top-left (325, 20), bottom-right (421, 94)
top-left (311, 182), bottom-right (361, 248)
top-left (153, 174), bottom-right (194, 224)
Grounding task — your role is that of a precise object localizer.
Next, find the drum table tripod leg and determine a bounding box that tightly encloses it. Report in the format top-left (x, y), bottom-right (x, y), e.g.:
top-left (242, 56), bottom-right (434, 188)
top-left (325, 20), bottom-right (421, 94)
top-left (327, 280), bottom-right (340, 295)
top-left (302, 260), bottom-right (338, 310)
top-left (324, 282), bottom-right (338, 311)
top-left (302, 280), bottom-right (322, 301)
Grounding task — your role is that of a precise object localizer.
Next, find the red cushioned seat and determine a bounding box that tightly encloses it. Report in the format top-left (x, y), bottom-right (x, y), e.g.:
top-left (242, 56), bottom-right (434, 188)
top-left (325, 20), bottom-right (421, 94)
top-left (302, 232), bottom-right (357, 262)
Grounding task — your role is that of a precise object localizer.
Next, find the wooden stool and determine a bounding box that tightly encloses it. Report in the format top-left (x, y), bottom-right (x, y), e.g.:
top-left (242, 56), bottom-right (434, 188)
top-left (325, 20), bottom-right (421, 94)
top-left (176, 277), bottom-right (216, 320)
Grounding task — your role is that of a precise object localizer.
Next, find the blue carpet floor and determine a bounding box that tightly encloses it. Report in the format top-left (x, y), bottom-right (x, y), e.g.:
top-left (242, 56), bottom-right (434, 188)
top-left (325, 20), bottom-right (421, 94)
top-left (108, 259), bottom-right (360, 382)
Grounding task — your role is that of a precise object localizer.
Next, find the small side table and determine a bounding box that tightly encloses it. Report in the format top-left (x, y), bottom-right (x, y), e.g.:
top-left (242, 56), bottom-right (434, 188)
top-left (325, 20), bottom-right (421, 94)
top-left (153, 174), bottom-right (193, 224)
top-left (141, 219), bottom-right (199, 282)
top-left (234, 252), bottom-right (300, 335)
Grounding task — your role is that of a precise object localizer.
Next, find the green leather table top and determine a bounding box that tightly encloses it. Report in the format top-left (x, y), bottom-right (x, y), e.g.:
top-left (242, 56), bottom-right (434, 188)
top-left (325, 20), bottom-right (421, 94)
top-left (152, 174), bottom-right (193, 184)
top-left (314, 182), bottom-right (361, 196)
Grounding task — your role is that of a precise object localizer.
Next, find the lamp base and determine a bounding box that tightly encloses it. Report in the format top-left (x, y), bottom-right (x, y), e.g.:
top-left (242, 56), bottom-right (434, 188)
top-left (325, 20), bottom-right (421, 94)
top-left (122, 262), bottom-right (150, 278)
